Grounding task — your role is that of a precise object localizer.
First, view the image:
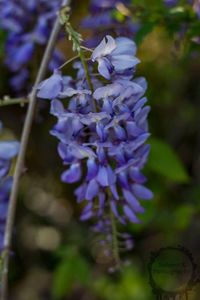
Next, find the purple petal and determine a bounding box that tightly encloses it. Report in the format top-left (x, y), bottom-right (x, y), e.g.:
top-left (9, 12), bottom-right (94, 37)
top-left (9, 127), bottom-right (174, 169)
top-left (80, 210), bottom-right (93, 221)
top-left (111, 55), bottom-right (140, 72)
top-left (57, 143), bottom-right (74, 163)
top-left (91, 35), bottom-right (116, 61)
top-left (0, 160), bottom-right (10, 179)
top-left (114, 125), bottom-right (126, 140)
top-left (85, 179), bottom-right (99, 200)
top-left (0, 141), bottom-right (20, 160)
top-left (75, 184), bottom-right (87, 203)
top-left (129, 167), bottom-right (147, 184)
top-left (126, 122), bottom-right (144, 137)
top-left (118, 171), bottom-right (129, 189)
top-left (113, 37), bottom-right (137, 56)
top-left (132, 184), bottom-right (153, 200)
top-left (123, 205), bottom-right (140, 223)
top-left (97, 165), bottom-right (116, 187)
top-left (80, 202), bottom-right (93, 221)
top-left (122, 189), bottom-right (145, 213)
top-left (61, 163), bottom-right (82, 183)
top-left (110, 184), bottom-right (119, 200)
top-left (37, 70), bottom-right (63, 99)
top-left (93, 82), bottom-right (122, 100)
top-left (50, 99), bottom-right (65, 117)
top-left (97, 57), bottom-right (112, 79)
top-left (96, 166), bottom-right (109, 186)
top-left (86, 158), bottom-right (98, 180)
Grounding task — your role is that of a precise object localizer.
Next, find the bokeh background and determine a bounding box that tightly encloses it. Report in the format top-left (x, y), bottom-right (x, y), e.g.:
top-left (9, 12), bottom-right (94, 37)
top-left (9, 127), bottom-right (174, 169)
top-left (0, 0), bottom-right (200, 299)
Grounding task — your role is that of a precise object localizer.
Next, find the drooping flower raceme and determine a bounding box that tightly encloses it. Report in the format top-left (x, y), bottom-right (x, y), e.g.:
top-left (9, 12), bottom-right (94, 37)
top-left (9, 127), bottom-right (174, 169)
top-left (0, 0), bottom-right (64, 93)
top-left (0, 123), bottom-right (20, 250)
top-left (81, 0), bottom-right (140, 47)
top-left (37, 35), bottom-right (153, 254)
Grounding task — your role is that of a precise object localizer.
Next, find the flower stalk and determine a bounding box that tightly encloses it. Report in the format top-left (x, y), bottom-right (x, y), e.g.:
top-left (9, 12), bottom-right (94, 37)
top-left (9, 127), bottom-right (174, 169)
top-left (110, 206), bottom-right (121, 269)
top-left (59, 7), bottom-right (97, 111)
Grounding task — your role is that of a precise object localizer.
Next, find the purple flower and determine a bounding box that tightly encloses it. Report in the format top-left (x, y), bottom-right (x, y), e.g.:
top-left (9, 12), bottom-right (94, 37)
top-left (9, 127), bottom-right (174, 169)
top-left (0, 0), bottom-right (64, 93)
top-left (37, 35), bottom-right (153, 232)
top-left (91, 36), bottom-right (139, 79)
top-left (37, 35), bottom-right (153, 259)
top-left (37, 70), bottom-right (63, 100)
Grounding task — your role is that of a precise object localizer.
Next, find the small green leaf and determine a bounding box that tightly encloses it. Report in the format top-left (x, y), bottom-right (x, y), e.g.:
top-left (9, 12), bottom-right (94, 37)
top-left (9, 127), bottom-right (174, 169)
top-left (52, 248), bottom-right (91, 299)
top-left (148, 138), bottom-right (189, 183)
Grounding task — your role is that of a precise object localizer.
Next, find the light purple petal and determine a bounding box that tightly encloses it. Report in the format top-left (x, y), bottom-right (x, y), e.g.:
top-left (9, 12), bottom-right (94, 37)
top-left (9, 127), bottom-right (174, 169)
top-left (123, 205), bottom-right (141, 223)
top-left (111, 55), bottom-right (140, 71)
top-left (97, 58), bottom-right (111, 79)
top-left (0, 141), bottom-right (20, 159)
top-left (113, 37), bottom-right (137, 56)
top-left (91, 35), bottom-right (116, 61)
top-left (37, 71), bottom-right (63, 99)
top-left (75, 183), bottom-right (87, 203)
top-left (122, 189), bottom-right (145, 213)
top-left (61, 163), bottom-right (82, 183)
top-left (85, 179), bottom-right (99, 200)
top-left (50, 99), bottom-right (65, 117)
top-left (93, 82), bottom-right (122, 100)
top-left (132, 184), bottom-right (153, 200)
top-left (86, 158), bottom-right (98, 180)
top-left (129, 167), bottom-right (147, 184)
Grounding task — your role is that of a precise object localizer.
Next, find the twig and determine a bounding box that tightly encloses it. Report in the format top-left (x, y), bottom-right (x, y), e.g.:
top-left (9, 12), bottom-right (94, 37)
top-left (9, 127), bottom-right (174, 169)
top-left (0, 1), bottom-right (67, 298)
top-left (110, 206), bottom-right (121, 269)
top-left (58, 54), bottom-right (80, 69)
top-left (0, 97), bottom-right (29, 107)
top-left (58, 47), bottom-right (92, 70)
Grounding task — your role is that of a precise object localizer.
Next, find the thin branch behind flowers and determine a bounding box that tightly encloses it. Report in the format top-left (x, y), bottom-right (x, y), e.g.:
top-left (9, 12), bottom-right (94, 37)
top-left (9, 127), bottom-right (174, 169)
top-left (0, 1), bottom-right (68, 298)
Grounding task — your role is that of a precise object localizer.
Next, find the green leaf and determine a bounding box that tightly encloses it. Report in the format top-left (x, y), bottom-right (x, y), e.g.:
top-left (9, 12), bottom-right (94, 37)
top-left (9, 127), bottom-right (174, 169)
top-left (53, 259), bottom-right (74, 299)
top-left (52, 248), bottom-right (91, 299)
top-left (148, 138), bottom-right (189, 183)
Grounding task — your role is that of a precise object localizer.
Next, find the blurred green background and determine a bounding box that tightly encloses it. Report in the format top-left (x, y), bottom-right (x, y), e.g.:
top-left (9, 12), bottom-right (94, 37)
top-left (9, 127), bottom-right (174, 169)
top-left (0, 0), bottom-right (200, 299)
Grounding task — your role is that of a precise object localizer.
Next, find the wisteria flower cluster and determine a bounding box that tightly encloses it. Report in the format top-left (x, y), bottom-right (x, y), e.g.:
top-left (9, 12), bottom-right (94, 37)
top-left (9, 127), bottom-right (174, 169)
top-left (37, 35), bottom-right (153, 254)
top-left (0, 122), bottom-right (20, 250)
top-left (0, 0), bottom-right (64, 93)
top-left (81, 0), bottom-right (140, 47)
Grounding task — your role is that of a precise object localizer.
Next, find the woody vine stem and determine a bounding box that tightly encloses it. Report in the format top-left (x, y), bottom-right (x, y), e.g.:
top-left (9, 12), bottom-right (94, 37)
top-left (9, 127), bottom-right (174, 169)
top-left (0, 1), bottom-right (69, 298)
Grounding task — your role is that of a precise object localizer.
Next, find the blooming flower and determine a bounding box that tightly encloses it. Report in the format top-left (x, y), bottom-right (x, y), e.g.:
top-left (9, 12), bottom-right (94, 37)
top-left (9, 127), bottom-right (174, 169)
top-left (91, 35), bottom-right (139, 79)
top-left (37, 35), bottom-right (153, 241)
top-left (0, 0), bottom-right (64, 93)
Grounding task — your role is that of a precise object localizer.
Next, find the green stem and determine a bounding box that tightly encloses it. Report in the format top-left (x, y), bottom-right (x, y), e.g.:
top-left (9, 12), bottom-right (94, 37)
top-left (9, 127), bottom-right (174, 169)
top-left (110, 205), bottom-right (121, 268)
top-left (58, 54), bottom-right (80, 69)
top-left (0, 97), bottom-right (29, 107)
top-left (79, 49), bottom-right (93, 93)
top-left (59, 9), bottom-right (97, 111)
top-left (78, 48), bottom-right (97, 112)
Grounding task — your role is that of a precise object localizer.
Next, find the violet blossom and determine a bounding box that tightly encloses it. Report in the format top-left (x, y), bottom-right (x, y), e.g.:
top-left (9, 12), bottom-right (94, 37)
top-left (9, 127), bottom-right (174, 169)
top-left (37, 35), bottom-right (153, 251)
top-left (0, 0), bottom-right (64, 93)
